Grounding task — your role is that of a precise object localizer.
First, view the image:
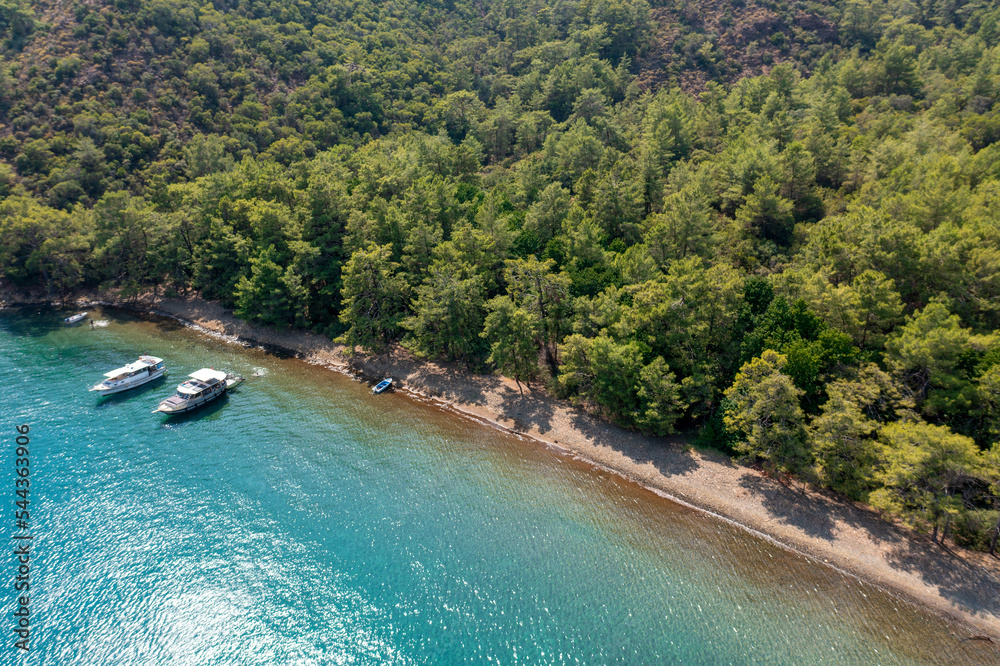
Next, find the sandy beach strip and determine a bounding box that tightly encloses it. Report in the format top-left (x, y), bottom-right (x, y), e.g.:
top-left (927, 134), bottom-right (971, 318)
top-left (7, 289), bottom-right (1000, 643)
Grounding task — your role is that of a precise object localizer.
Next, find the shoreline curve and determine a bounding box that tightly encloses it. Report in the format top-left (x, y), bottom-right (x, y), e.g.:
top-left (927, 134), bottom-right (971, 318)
top-left (4, 288), bottom-right (1000, 647)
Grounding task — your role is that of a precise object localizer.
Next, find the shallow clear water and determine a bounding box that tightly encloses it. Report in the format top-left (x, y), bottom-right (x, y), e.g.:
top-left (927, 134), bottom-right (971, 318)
top-left (0, 306), bottom-right (996, 665)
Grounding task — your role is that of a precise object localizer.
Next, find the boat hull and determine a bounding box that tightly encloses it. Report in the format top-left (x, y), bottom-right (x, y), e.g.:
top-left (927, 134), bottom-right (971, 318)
top-left (155, 384), bottom-right (226, 414)
top-left (91, 368), bottom-right (167, 395)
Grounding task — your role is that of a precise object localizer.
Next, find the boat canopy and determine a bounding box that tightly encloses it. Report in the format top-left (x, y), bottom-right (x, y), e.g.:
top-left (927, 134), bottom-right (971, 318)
top-left (177, 381), bottom-right (208, 395)
top-left (103, 356), bottom-right (163, 378)
top-left (188, 368), bottom-right (227, 383)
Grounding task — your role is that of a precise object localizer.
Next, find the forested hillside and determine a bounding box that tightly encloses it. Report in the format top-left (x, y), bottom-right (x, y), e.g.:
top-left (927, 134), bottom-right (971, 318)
top-left (2, 0), bottom-right (1000, 551)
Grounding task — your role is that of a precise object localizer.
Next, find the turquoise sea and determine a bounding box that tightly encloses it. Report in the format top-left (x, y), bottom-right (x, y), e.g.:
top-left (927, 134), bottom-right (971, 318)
top-left (0, 306), bottom-right (996, 665)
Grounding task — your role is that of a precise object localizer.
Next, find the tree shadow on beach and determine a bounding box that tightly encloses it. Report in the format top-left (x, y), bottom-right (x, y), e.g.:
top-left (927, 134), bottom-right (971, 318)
top-left (427, 367), bottom-right (504, 405)
top-left (737, 473), bottom-right (1000, 626)
top-left (354, 353), bottom-right (505, 408)
top-left (119, 305), bottom-right (303, 359)
top-left (496, 386), bottom-right (557, 433)
top-left (737, 473), bottom-right (881, 542)
top-left (737, 474), bottom-right (843, 540)
top-left (883, 534), bottom-right (1000, 623)
top-left (564, 408), bottom-right (702, 479)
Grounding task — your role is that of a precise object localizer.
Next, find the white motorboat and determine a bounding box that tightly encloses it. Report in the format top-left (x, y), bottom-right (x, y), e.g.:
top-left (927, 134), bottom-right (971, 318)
top-left (90, 355), bottom-right (167, 395)
top-left (64, 312), bottom-right (88, 325)
top-left (372, 378), bottom-right (393, 394)
top-left (155, 369), bottom-right (242, 414)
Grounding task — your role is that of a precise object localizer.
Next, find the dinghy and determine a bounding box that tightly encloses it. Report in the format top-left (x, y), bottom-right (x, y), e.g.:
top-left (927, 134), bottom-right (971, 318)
top-left (64, 312), bottom-right (88, 325)
top-left (372, 378), bottom-right (393, 394)
top-left (225, 373), bottom-right (245, 390)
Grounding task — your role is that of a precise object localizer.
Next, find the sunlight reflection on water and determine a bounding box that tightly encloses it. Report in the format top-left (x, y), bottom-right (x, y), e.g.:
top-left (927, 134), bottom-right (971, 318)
top-left (0, 306), bottom-right (996, 665)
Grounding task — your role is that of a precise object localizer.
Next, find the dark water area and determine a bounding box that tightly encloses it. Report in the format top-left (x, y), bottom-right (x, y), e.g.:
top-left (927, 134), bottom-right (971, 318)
top-left (0, 306), bottom-right (996, 664)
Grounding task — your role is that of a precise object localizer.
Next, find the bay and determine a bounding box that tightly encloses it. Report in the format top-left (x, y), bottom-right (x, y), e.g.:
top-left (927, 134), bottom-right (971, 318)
top-left (0, 306), bottom-right (993, 665)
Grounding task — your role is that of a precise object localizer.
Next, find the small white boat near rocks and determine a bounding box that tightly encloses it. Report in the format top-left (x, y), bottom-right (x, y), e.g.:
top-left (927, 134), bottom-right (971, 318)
top-left (90, 355), bottom-right (166, 395)
top-left (372, 378), bottom-right (393, 394)
top-left (155, 369), bottom-right (244, 414)
top-left (64, 312), bottom-right (88, 325)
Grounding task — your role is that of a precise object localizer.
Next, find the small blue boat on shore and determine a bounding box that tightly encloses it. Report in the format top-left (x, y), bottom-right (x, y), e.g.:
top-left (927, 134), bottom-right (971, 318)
top-left (372, 378), bottom-right (392, 394)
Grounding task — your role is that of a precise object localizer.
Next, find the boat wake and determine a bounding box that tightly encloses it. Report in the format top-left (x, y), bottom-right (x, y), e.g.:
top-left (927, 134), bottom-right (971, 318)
top-left (91, 320), bottom-right (110, 328)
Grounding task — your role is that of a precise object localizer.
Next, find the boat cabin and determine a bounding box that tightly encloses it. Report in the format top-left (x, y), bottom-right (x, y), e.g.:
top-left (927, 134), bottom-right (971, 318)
top-left (103, 356), bottom-right (164, 382)
top-left (175, 369), bottom-right (227, 398)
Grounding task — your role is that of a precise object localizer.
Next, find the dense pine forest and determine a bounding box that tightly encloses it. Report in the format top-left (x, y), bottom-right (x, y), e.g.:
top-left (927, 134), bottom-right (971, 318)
top-left (1, 0), bottom-right (999, 551)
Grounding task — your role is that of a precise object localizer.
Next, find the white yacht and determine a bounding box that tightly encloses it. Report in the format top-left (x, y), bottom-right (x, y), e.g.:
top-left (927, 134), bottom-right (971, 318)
top-left (155, 369), bottom-right (243, 414)
top-left (90, 355), bottom-right (166, 395)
